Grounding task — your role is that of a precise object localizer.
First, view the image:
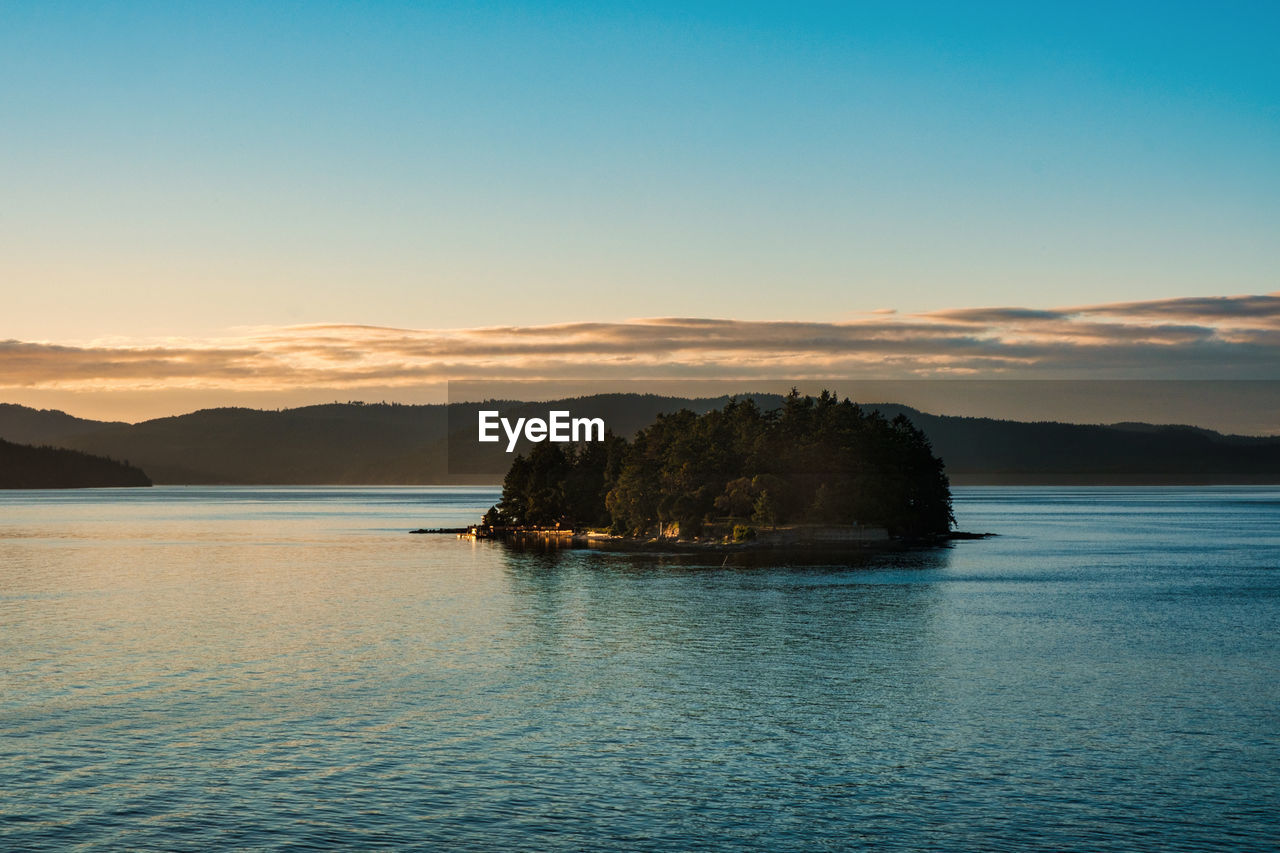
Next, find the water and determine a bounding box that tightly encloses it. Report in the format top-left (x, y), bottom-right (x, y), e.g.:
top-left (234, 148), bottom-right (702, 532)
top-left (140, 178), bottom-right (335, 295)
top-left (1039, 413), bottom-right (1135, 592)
top-left (1, 486), bottom-right (1277, 851)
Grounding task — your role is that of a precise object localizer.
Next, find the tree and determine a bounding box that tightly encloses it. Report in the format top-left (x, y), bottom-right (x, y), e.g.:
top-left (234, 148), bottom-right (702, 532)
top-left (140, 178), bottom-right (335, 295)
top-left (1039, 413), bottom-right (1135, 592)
top-left (752, 488), bottom-right (780, 527)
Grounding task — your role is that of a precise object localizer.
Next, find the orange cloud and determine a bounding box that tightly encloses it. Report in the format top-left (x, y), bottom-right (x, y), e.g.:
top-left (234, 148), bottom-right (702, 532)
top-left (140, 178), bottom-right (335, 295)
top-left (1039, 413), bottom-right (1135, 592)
top-left (4, 292), bottom-right (1278, 392)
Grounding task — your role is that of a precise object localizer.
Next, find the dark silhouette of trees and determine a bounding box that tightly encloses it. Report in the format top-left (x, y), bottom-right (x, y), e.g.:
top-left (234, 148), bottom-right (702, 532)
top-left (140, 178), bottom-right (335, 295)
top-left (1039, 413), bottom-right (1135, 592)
top-left (0, 439), bottom-right (151, 488)
top-left (489, 391), bottom-right (953, 538)
top-left (491, 433), bottom-right (626, 528)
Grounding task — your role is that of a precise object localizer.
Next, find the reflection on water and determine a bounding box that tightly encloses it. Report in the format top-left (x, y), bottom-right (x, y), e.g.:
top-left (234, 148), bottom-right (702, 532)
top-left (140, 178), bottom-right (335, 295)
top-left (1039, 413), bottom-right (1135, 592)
top-left (1, 486), bottom-right (1278, 851)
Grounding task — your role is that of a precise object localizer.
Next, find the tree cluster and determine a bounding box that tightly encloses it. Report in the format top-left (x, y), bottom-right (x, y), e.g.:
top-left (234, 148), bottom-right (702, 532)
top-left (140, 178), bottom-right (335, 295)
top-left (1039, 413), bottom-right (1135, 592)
top-left (0, 439), bottom-right (152, 489)
top-left (486, 391), bottom-right (953, 538)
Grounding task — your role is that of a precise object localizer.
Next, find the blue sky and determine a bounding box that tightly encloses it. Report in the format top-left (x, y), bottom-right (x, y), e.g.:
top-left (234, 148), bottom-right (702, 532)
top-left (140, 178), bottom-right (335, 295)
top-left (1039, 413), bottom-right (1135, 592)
top-left (2, 2), bottom-right (1277, 352)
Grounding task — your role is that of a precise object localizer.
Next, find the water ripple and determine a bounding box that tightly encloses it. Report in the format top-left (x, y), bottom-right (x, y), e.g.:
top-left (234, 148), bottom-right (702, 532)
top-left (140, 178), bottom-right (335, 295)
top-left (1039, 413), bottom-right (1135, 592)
top-left (1, 486), bottom-right (1278, 850)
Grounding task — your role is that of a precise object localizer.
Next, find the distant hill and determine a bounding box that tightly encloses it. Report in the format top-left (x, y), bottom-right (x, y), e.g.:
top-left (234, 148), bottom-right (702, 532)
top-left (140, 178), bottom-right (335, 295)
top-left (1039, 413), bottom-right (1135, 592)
top-left (859, 405), bottom-right (1280, 483)
top-left (0, 438), bottom-right (152, 488)
top-left (0, 403), bottom-right (127, 445)
top-left (1, 396), bottom-right (1278, 485)
top-left (0, 397), bottom-right (763, 484)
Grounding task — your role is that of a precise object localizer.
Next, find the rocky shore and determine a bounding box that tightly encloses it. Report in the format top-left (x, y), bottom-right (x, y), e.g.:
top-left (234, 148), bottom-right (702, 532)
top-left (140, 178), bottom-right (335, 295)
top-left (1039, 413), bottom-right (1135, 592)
top-left (418, 523), bottom-right (992, 552)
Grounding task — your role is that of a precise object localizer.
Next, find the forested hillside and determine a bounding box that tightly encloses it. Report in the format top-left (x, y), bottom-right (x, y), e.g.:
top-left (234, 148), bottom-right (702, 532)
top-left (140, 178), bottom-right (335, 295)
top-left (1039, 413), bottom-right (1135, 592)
top-left (0, 439), bottom-right (151, 488)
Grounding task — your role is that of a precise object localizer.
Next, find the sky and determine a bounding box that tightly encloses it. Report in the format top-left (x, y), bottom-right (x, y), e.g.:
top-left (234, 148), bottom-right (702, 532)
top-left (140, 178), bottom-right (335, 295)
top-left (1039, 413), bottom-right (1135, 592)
top-left (1, 1), bottom-right (1278, 422)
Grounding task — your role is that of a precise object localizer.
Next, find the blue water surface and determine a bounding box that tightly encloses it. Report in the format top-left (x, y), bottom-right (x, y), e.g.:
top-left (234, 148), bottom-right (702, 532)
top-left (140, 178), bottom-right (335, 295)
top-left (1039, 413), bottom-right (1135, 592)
top-left (1, 486), bottom-right (1277, 851)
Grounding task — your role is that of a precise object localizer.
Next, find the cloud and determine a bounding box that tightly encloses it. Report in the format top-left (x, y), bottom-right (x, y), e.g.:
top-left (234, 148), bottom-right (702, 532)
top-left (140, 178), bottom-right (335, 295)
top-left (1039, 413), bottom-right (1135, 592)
top-left (925, 307), bottom-right (1067, 324)
top-left (4, 291), bottom-right (1279, 391)
top-left (1074, 294), bottom-right (1280, 324)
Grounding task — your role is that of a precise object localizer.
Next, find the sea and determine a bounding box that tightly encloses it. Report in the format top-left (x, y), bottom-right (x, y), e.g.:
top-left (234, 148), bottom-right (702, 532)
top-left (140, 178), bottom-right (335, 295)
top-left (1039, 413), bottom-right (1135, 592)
top-left (1, 486), bottom-right (1277, 851)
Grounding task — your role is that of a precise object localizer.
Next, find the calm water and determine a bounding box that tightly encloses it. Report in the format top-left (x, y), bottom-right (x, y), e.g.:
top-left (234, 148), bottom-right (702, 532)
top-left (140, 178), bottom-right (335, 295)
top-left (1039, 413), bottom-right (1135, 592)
top-left (1, 486), bottom-right (1277, 851)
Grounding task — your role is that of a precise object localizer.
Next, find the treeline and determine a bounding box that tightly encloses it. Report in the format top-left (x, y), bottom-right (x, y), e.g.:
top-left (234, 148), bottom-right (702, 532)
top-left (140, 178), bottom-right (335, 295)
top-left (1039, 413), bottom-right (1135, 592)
top-left (0, 439), bottom-right (152, 488)
top-left (487, 391), bottom-right (953, 538)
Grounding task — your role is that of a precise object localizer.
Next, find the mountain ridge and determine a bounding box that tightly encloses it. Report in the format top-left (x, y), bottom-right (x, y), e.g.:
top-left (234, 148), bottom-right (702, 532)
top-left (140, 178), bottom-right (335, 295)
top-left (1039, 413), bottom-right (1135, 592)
top-left (1, 396), bottom-right (1277, 485)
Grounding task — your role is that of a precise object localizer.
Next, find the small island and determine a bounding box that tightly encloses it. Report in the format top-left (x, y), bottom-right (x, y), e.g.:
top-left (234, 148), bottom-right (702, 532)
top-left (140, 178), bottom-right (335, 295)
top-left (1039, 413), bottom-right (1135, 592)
top-left (467, 391), bottom-right (958, 550)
